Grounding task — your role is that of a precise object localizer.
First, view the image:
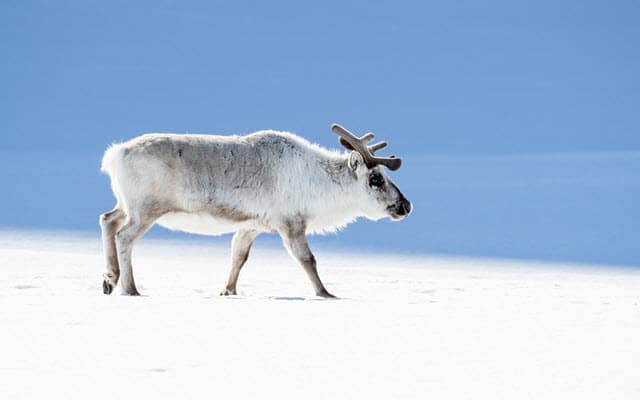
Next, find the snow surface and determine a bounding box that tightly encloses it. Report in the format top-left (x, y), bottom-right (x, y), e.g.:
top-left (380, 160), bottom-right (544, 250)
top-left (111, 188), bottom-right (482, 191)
top-left (1, 231), bottom-right (639, 399)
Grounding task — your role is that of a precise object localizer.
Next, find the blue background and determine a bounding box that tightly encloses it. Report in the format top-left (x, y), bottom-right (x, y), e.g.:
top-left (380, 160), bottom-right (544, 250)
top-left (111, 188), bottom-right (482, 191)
top-left (1, 1), bottom-right (639, 265)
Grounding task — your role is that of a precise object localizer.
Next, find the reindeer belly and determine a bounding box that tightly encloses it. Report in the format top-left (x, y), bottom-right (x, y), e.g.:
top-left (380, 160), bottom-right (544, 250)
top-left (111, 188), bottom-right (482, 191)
top-left (156, 211), bottom-right (246, 236)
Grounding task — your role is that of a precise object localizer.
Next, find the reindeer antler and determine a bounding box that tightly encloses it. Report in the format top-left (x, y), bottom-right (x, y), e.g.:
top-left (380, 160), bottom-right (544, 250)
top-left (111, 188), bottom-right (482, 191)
top-left (331, 124), bottom-right (402, 171)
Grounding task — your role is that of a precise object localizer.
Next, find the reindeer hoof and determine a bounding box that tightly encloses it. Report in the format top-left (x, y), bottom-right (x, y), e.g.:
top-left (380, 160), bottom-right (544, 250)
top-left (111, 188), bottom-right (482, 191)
top-left (317, 289), bottom-right (337, 299)
top-left (220, 288), bottom-right (236, 296)
top-left (103, 280), bottom-right (113, 295)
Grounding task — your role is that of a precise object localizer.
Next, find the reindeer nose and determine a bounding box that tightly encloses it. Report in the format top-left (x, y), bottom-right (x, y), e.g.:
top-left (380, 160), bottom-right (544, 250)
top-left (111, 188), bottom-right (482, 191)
top-left (396, 200), bottom-right (412, 216)
top-left (404, 201), bottom-right (412, 215)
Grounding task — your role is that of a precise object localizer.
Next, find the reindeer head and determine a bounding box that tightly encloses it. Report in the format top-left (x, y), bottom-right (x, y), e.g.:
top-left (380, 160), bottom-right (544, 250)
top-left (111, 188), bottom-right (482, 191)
top-left (332, 124), bottom-right (412, 221)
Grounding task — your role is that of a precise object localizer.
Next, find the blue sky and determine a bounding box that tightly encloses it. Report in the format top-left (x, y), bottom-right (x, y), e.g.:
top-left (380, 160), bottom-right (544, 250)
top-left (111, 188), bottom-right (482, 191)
top-left (1, 1), bottom-right (639, 265)
top-left (2, 0), bottom-right (639, 154)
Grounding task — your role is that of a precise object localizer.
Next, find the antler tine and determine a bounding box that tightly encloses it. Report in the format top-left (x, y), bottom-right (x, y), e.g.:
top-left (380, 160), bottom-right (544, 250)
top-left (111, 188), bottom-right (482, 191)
top-left (379, 156), bottom-right (401, 171)
top-left (331, 124), bottom-right (364, 151)
top-left (361, 132), bottom-right (375, 143)
top-left (331, 123), bottom-right (402, 171)
top-left (368, 141), bottom-right (387, 153)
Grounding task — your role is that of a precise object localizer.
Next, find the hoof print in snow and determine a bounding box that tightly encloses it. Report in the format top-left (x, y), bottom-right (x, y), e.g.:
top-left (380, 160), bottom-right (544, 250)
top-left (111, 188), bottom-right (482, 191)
top-left (102, 280), bottom-right (113, 295)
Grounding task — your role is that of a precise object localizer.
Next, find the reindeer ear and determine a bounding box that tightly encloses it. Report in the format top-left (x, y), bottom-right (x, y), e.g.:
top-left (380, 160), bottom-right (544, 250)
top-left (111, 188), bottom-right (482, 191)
top-left (348, 151), bottom-right (364, 171)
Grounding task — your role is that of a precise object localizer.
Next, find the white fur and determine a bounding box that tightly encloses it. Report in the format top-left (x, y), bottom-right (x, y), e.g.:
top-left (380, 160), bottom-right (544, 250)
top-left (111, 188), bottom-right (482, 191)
top-left (99, 129), bottom-right (409, 296)
top-left (101, 130), bottom-right (392, 236)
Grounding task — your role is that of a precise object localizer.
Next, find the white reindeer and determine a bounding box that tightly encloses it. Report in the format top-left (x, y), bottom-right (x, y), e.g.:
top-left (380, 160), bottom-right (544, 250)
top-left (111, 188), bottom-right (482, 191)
top-left (99, 124), bottom-right (412, 297)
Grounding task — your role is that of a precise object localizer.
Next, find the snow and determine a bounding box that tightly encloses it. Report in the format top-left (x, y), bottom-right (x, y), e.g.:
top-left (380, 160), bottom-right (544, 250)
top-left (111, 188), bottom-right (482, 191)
top-left (1, 231), bottom-right (639, 399)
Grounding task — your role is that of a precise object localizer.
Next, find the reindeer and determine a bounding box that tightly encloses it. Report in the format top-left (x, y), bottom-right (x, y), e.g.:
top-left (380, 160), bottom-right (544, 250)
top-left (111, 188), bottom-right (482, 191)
top-left (99, 124), bottom-right (412, 297)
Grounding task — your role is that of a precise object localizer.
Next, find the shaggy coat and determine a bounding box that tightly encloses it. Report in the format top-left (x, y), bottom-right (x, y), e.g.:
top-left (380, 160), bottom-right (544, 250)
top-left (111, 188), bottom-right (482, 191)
top-left (99, 128), bottom-right (411, 297)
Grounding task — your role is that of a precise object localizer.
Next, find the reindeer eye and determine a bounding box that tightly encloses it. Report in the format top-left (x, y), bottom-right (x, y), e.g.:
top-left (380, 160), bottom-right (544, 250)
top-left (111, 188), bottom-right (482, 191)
top-left (369, 173), bottom-right (384, 188)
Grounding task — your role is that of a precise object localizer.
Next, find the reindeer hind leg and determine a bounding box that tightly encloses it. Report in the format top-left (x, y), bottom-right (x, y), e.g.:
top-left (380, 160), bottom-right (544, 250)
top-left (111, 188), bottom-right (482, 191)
top-left (115, 207), bottom-right (161, 296)
top-left (99, 207), bottom-right (126, 294)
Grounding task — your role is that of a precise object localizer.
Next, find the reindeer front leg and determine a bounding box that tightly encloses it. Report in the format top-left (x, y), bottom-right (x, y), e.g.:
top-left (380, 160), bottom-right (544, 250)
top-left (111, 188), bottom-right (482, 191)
top-left (279, 224), bottom-right (335, 298)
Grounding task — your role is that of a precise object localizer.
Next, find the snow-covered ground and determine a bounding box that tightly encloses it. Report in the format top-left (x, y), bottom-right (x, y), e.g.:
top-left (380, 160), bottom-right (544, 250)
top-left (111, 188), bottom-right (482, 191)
top-left (1, 231), bottom-right (639, 399)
